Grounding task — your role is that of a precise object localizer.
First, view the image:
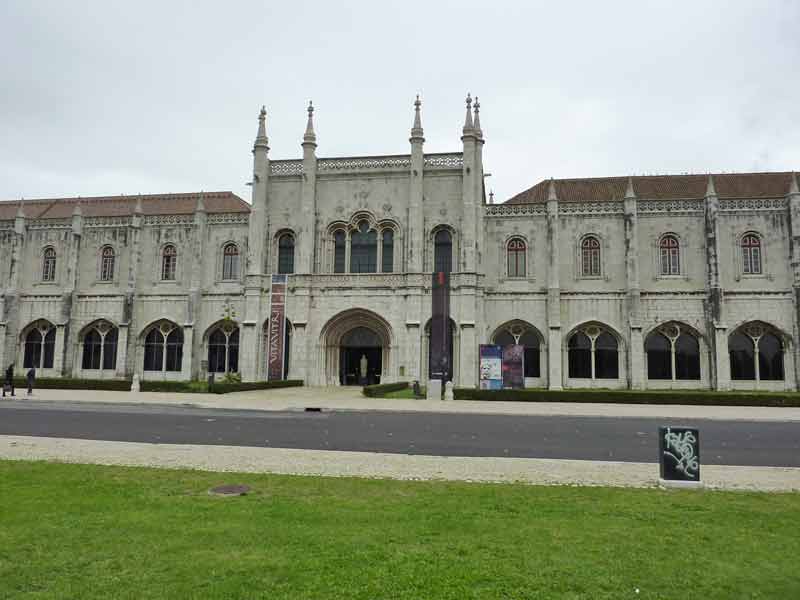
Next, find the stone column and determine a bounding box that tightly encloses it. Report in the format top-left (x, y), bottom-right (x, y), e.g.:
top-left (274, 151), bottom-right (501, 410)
top-left (546, 180), bottom-right (562, 390)
top-left (624, 180), bottom-right (644, 389)
top-left (53, 323), bottom-right (66, 375)
top-left (408, 97), bottom-right (425, 272)
top-left (240, 321), bottom-right (259, 382)
top-left (181, 324), bottom-right (193, 381)
top-left (786, 173), bottom-right (800, 390)
top-left (116, 324), bottom-right (129, 379)
top-left (459, 324), bottom-right (477, 387)
top-left (704, 177), bottom-right (729, 390)
top-left (299, 102), bottom-right (317, 274)
top-left (713, 326), bottom-right (730, 390)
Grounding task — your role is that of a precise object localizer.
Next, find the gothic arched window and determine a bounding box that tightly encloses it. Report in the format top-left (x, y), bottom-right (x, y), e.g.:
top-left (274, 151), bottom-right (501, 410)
top-left (580, 236), bottom-right (601, 277)
top-left (100, 246), bottom-right (115, 281)
top-left (333, 230), bottom-right (346, 273)
top-left (507, 238), bottom-right (526, 278)
top-left (161, 245), bottom-right (177, 281)
top-left (382, 229), bottom-right (394, 273)
top-left (143, 322), bottom-right (183, 372)
top-left (495, 326), bottom-right (540, 378)
top-left (81, 323), bottom-right (118, 371)
top-left (42, 247), bottom-right (56, 282)
top-left (730, 323), bottom-right (784, 381)
top-left (434, 229), bottom-right (452, 274)
top-left (278, 233), bottom-right (295, 274)
top-left (23, 322), bottom-right (55, 369)
top-left (568, 325), bottom-right (619, 379)
top-left (659, 235), bottom-right (680, 275)
top-left (741, 233), bottom-right (762, 275)
top-left (350, 221), bottom-right (377, 273)
top-left (645, 324), bottom-right (700, 380)
top-left (208, 325), bottom-right (240, 374)
top-left (222, 243), bottom-right (240, 280)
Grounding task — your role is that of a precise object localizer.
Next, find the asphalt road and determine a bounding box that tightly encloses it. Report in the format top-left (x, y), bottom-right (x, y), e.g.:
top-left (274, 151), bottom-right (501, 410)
top-left (0, 400), bottom-right (798, 467)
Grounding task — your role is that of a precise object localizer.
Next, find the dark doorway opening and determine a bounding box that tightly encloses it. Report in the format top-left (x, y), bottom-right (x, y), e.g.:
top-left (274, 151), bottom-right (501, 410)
top-left (340, 346), bottom-right (382, 385)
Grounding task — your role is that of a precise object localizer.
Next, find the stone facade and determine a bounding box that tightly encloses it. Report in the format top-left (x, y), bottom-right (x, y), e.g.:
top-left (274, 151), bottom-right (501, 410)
top-left (1, 96), bottom-right (799, 391)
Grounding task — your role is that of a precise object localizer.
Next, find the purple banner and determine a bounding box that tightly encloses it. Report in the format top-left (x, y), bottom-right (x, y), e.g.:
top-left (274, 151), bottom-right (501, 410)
top-left (267, 274), bottom-right (287, 381)
top-left (502, 344), bottom-right (525, 389)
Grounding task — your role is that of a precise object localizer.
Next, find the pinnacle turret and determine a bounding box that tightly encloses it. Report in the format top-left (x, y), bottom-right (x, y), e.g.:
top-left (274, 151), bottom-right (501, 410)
top-left (706, 174), bottom-right (717, 197)
top-left (789, 172), bottom-right (799, 196)
top-left (625, 177), bottom-right (636, 199)
top-left (196, 191), bottom-right (206, 213)
top-left (410, 95), bottom-right (424, 142)
top-left (463, 93), bottom-right (474, 133)
top-left (303, 100), bottom-right (317, 147)
top-left (473, 96), bottom-right (482, 138)
top-left (547, 178), bottom-right (558, 201)
top-left (254, 105), bottom-right (269, 151)
top-left (16, 199), bottom-right (24, 218)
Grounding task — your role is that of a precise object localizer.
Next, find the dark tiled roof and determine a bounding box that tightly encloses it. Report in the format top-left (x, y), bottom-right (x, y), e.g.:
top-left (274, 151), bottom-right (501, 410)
top-left (0, 192), bottom-right (250, 220)
top-left (505, 172), bottom-right (798, 204)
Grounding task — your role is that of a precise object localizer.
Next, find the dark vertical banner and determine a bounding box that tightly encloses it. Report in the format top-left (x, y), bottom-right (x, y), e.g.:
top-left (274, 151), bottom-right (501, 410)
top-left (502, 344), bottom-right (525, 389)
top-left (430, 272), bottom-right (451, 381)
top-left (267, 274), bottom-right (287, 381)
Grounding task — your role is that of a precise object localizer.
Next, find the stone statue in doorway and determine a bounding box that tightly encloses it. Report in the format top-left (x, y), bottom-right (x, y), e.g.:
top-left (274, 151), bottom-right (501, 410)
top-left (360, 354), bottom-right (368, 383)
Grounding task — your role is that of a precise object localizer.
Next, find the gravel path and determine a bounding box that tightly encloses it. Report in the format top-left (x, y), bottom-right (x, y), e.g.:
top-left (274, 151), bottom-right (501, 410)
top-left (2, 435), bottom-right (798, 492)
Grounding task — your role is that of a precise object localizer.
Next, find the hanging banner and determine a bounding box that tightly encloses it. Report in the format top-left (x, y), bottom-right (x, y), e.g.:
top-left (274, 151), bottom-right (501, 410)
top-left (429, 271), bottom-right (451, 382)
top-left (267, 274), bottom-right (287, 381)
top-left (502, 344), bottom-right (525, 389)
top-left (479, 344), bottom-right (503, 390)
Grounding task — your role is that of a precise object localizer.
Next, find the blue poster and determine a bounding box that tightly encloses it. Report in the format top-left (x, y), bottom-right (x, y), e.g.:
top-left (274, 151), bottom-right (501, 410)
top-left (479, 344), bottom-right (503, 390)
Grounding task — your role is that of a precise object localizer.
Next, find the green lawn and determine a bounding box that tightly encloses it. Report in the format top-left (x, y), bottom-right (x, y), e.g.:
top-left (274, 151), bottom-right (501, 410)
top-left (1, 461), bottom-right (798, 599)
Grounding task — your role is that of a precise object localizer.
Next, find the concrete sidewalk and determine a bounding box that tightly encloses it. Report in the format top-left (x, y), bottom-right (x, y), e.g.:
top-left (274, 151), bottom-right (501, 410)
top-left (4, 386), bottom-right (800, 422)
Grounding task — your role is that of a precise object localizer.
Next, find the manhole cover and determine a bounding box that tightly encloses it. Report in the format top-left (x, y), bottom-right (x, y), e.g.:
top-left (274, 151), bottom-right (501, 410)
top-left (209, 484), bottom-right (251, 496)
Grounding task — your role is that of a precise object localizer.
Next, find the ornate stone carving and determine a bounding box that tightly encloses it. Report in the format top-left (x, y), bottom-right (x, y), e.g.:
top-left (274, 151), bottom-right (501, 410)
top-left (720, 198), bottom-right (787, 212)
top-left (143, 215), bottom-right (194, 226)
top-left (637, 199), bottom-right (704, 215)
top-left (318, 156), bottom-right (411, 171)
top-left (270, 160), bottom-right (304, 176)
top-left (424, 154), bottom-right (464, 169)
top-left (485, 204), bottom-right (547, 217)
top-left (559, 201), bottom-right (624, 215)
top-left (208, 213), bottom-right (249, 225)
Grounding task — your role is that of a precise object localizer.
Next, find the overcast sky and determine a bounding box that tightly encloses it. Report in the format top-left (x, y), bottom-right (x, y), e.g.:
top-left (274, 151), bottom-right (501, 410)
top-left (1, 1), bottom-right (798, 205)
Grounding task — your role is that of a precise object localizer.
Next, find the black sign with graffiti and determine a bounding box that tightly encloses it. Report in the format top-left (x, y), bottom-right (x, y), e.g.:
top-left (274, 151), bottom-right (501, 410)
top-left (659, 426), bottom-right (700, 481)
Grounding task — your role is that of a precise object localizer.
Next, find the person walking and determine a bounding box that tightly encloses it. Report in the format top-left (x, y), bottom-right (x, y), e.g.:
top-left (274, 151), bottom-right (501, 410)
top-left (3, 364), bottom-right (14, 398)
top-left (26, 367), bottom-right (35, 396)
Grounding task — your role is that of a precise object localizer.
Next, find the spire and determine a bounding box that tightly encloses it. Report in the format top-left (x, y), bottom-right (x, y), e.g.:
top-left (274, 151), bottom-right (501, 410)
top-left (254, 105), bottom-right (269, 150)
top-left (463, 93), bottom-right (474, 133)
top-left (489, 190), bottom-right (494, 204)
top-left (16, 198), bottom-right (25, 218)
top-left (547, 178), bottom-right (558, 201)
top-left (625, 177), bottom-right (636, 199)
top-left (789, 172), bottom-right (799, 196)
top-left (72, 200), bottom-right (82, 216)
top-left (303, 100), bottom-right (316, 146)
top-left (706, 174), bottom-right (717, 197)
top-left (196, 191), bottom-right (206, 213)
top-left (473, 96), bottom-right (482, 138)
top-left (410, 95), bottom-right (424, 142)
top-left (134, 195), bottom-right (143, 215)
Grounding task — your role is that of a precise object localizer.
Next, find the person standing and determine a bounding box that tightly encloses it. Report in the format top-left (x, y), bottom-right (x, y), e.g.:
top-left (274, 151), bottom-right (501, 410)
top-left (26, 367), bottom-right (35, 396)
top-left (3, 364), bottom-right (14, 397)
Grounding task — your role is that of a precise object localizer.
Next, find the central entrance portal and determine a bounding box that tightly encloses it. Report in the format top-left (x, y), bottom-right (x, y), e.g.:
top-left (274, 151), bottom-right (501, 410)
top-left (339, 326), bottom-right (382, 385)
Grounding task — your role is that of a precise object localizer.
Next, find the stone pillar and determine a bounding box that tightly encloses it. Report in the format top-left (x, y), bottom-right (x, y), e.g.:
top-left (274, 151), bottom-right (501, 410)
top-left (624, 180), bottom-right (644, 389)
top-left (713, 326), bottom-right (730, 390)
top-left (460, 94), bottom-right (478, 272)
top-left (408, 97), bottom-right (425, 272)
top-left (786, 173), bottom-right (800, 390)
top-left (299, 102), bottom-right (317, 274)
top-left (546, 180), bottom-right (562, 390)
top-left (704, 176), bottom-right (728, 390)
top-left (53, 323), bottom-right (66, 375)
top-left (459, 324), bottom-right (476, 387)
top-left (116, 324), bottom-right (129, 378)
top-left (181, 324), bottom-right (193, 381)
top-left (240, 321), bottom-right (259, 382)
